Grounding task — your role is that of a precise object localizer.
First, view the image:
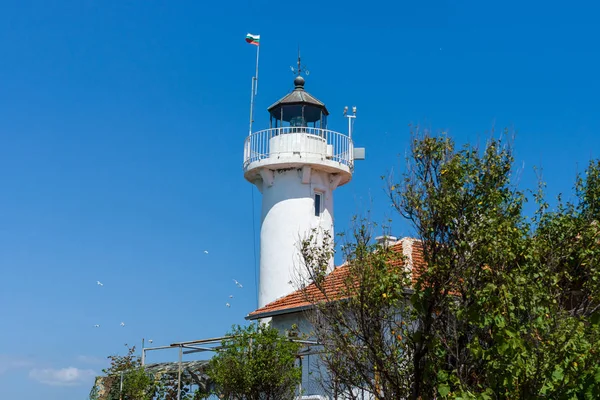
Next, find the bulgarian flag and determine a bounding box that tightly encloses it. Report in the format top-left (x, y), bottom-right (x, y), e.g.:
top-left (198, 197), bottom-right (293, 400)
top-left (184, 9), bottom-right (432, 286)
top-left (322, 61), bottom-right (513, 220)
top-left (245, 33), bottom-right (260, 46)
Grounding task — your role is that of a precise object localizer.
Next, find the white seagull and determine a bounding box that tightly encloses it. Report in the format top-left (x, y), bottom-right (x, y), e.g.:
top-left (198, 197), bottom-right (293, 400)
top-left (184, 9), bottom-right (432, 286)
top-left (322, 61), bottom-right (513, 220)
top-left (120, 322), bottom-right (125, 327)
top-left (229, 295), bottom-right (234, 298)
top-left (226, 303), bottom-right (231, 308)
top-left (233, 279), bottom-right (243, 288)
top-left (97, 281), bottom-right (103, 286)
top-left (94, 324), bottom-right (100, 328)
top-left (148, 339), bottom-right (153, 344)
top-left (204, 250), bottom-right (209, 254)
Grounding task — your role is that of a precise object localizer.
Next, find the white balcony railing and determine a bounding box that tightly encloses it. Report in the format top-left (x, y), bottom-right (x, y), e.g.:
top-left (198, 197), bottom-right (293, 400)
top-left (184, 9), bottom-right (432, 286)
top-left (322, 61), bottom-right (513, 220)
top-left (243, 127), bottom-right (354, 170)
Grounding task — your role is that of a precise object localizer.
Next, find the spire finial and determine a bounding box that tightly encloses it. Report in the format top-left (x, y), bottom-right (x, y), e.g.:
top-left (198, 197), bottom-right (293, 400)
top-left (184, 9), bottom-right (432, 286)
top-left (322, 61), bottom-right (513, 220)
top-left (290, 45), bottom-right (309, 79)
top-left (296, 46), bottom-right (302, 77)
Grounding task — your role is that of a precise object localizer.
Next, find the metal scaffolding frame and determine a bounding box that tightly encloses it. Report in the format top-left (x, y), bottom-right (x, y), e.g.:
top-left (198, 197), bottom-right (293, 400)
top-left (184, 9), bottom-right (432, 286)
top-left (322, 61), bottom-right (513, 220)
top-left (140, 335), bottom-right (322, 400)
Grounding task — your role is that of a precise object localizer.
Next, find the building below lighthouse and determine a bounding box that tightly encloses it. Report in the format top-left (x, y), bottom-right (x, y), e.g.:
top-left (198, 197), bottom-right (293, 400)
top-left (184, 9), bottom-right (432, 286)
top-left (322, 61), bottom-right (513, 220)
top-left (244, 72), bottom-right (364, 309)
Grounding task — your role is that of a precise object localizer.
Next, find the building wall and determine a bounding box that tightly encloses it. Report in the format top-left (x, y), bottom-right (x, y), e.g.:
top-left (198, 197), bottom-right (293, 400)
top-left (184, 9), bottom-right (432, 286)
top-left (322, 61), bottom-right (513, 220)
top-left (270, 311), bottom-right (315, 338)
top-left (271, 311), bottom-right (377, 400)
top-left (259, 167), bottom-right (335, 308)
top-left (271, 311), bottom-right (327, 398)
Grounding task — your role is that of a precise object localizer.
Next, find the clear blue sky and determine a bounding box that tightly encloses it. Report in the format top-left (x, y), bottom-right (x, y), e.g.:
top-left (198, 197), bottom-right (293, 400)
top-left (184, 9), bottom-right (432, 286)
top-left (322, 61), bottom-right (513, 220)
top-left (1, 0), bottom-right (598, 398)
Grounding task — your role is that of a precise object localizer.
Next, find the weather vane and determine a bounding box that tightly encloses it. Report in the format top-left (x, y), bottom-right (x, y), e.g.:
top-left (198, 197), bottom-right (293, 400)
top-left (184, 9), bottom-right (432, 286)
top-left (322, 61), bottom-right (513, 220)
top-left (290, 46), bottom-right (309, 77)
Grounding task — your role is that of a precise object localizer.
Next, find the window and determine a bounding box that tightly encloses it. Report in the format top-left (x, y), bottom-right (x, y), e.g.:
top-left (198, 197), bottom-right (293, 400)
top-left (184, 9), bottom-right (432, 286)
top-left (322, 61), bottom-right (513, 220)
top-left (314, 193), bottom-right (322, 217)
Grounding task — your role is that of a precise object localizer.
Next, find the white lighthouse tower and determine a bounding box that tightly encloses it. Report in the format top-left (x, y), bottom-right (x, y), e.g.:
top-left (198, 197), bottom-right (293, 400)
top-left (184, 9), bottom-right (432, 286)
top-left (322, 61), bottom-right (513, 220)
top-left (243, 66), bottom-right (363, 308)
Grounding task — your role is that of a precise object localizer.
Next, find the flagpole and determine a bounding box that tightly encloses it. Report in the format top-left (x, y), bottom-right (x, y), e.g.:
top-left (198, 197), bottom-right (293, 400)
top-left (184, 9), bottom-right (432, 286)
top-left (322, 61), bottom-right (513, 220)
top-left (249, 41), bottom-right (260, 136)
top-left (249, 75), bottom-right (255, 137)
top-left (254, 44), bottom-right (260, 95)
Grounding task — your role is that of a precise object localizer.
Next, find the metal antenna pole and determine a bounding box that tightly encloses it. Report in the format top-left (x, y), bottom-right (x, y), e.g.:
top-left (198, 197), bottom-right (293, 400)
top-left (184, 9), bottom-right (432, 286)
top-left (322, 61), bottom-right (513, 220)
top-left (345, 109), bottom-right (356, 140)
top-left (348, 114), bottom-right (352, 139)
top-left (141, 338), bottom-right (145, 366)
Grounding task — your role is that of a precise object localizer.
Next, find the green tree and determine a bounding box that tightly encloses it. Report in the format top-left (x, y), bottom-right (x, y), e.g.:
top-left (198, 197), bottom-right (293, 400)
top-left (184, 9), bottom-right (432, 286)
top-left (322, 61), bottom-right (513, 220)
top-left (91, 345), bottom-right (199, 400)
top-left (207, 323), bottom-right (302, 400)
top-left (300, 130), bottom-right (600, 399)
top-left (524, 159), bottom-right (600, 398)
top-left (299, 225), bottom-right (413, 399)
top-left (154, 375), bottom-right (193, 400)
top-left (394, 131), bottom-right (530, 399)
top-left (96, 345), bottom-right (156, 400)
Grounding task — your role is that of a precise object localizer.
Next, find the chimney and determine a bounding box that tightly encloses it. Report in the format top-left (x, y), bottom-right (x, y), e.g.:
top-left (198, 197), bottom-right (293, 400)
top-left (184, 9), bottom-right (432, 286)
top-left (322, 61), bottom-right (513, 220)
top-left (375, 235), bottom-right (398, 248)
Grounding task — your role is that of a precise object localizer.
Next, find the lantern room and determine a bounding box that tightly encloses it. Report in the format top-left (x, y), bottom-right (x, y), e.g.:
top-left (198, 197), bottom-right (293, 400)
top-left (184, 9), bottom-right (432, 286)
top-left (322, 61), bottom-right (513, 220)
top-left (267, 76), bottom-right (329, 129)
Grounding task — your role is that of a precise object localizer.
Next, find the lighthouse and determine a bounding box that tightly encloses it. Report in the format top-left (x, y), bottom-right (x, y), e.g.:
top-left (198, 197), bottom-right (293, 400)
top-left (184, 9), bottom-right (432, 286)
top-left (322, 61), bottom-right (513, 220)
top-left (243, 68), bottom-right (364, 308)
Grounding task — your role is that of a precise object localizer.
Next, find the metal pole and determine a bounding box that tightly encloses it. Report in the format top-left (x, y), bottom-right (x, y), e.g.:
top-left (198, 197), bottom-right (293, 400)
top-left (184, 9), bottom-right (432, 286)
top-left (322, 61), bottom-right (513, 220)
top-left (141, 338), bottom-right (145, 366)
top-left (248, 43), bottom-right (260, 137)
top-left (346, 114), bottom-right (356, 140)
top-left (347, 115), bottom-right (352, 139)
top-left (249, 76), bottom-right (255, 137)
top-left (254, 44), bottom-right (260, 96)
top-left (170, 335), bottom-right (235, 347)
top-left (177, 345), bottom-right (182, 400)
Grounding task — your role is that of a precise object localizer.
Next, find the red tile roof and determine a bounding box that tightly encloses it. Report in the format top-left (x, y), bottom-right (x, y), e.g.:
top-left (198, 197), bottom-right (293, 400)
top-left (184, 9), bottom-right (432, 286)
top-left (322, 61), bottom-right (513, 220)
top-left (247, 237), bottom-right (426, 320)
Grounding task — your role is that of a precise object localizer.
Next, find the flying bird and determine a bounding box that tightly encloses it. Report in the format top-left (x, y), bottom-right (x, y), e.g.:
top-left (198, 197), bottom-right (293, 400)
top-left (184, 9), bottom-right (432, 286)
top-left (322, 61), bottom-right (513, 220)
top-left (148, 339), bottom-right (153, 344)
top-left (120, 322), bottom-right (125, 327)
top-left (97, 281), bottom-right (103, 286)
top-left (204, 250), bottom-right (209, 254)
top-left (94, 324), bottom-right (100, 328)
top-left (229, 295), bottom-right (234, 298)
top-left (233, 279), bottom-right (243, 288)
top-left (226, 303), bottom-right (231, 308)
